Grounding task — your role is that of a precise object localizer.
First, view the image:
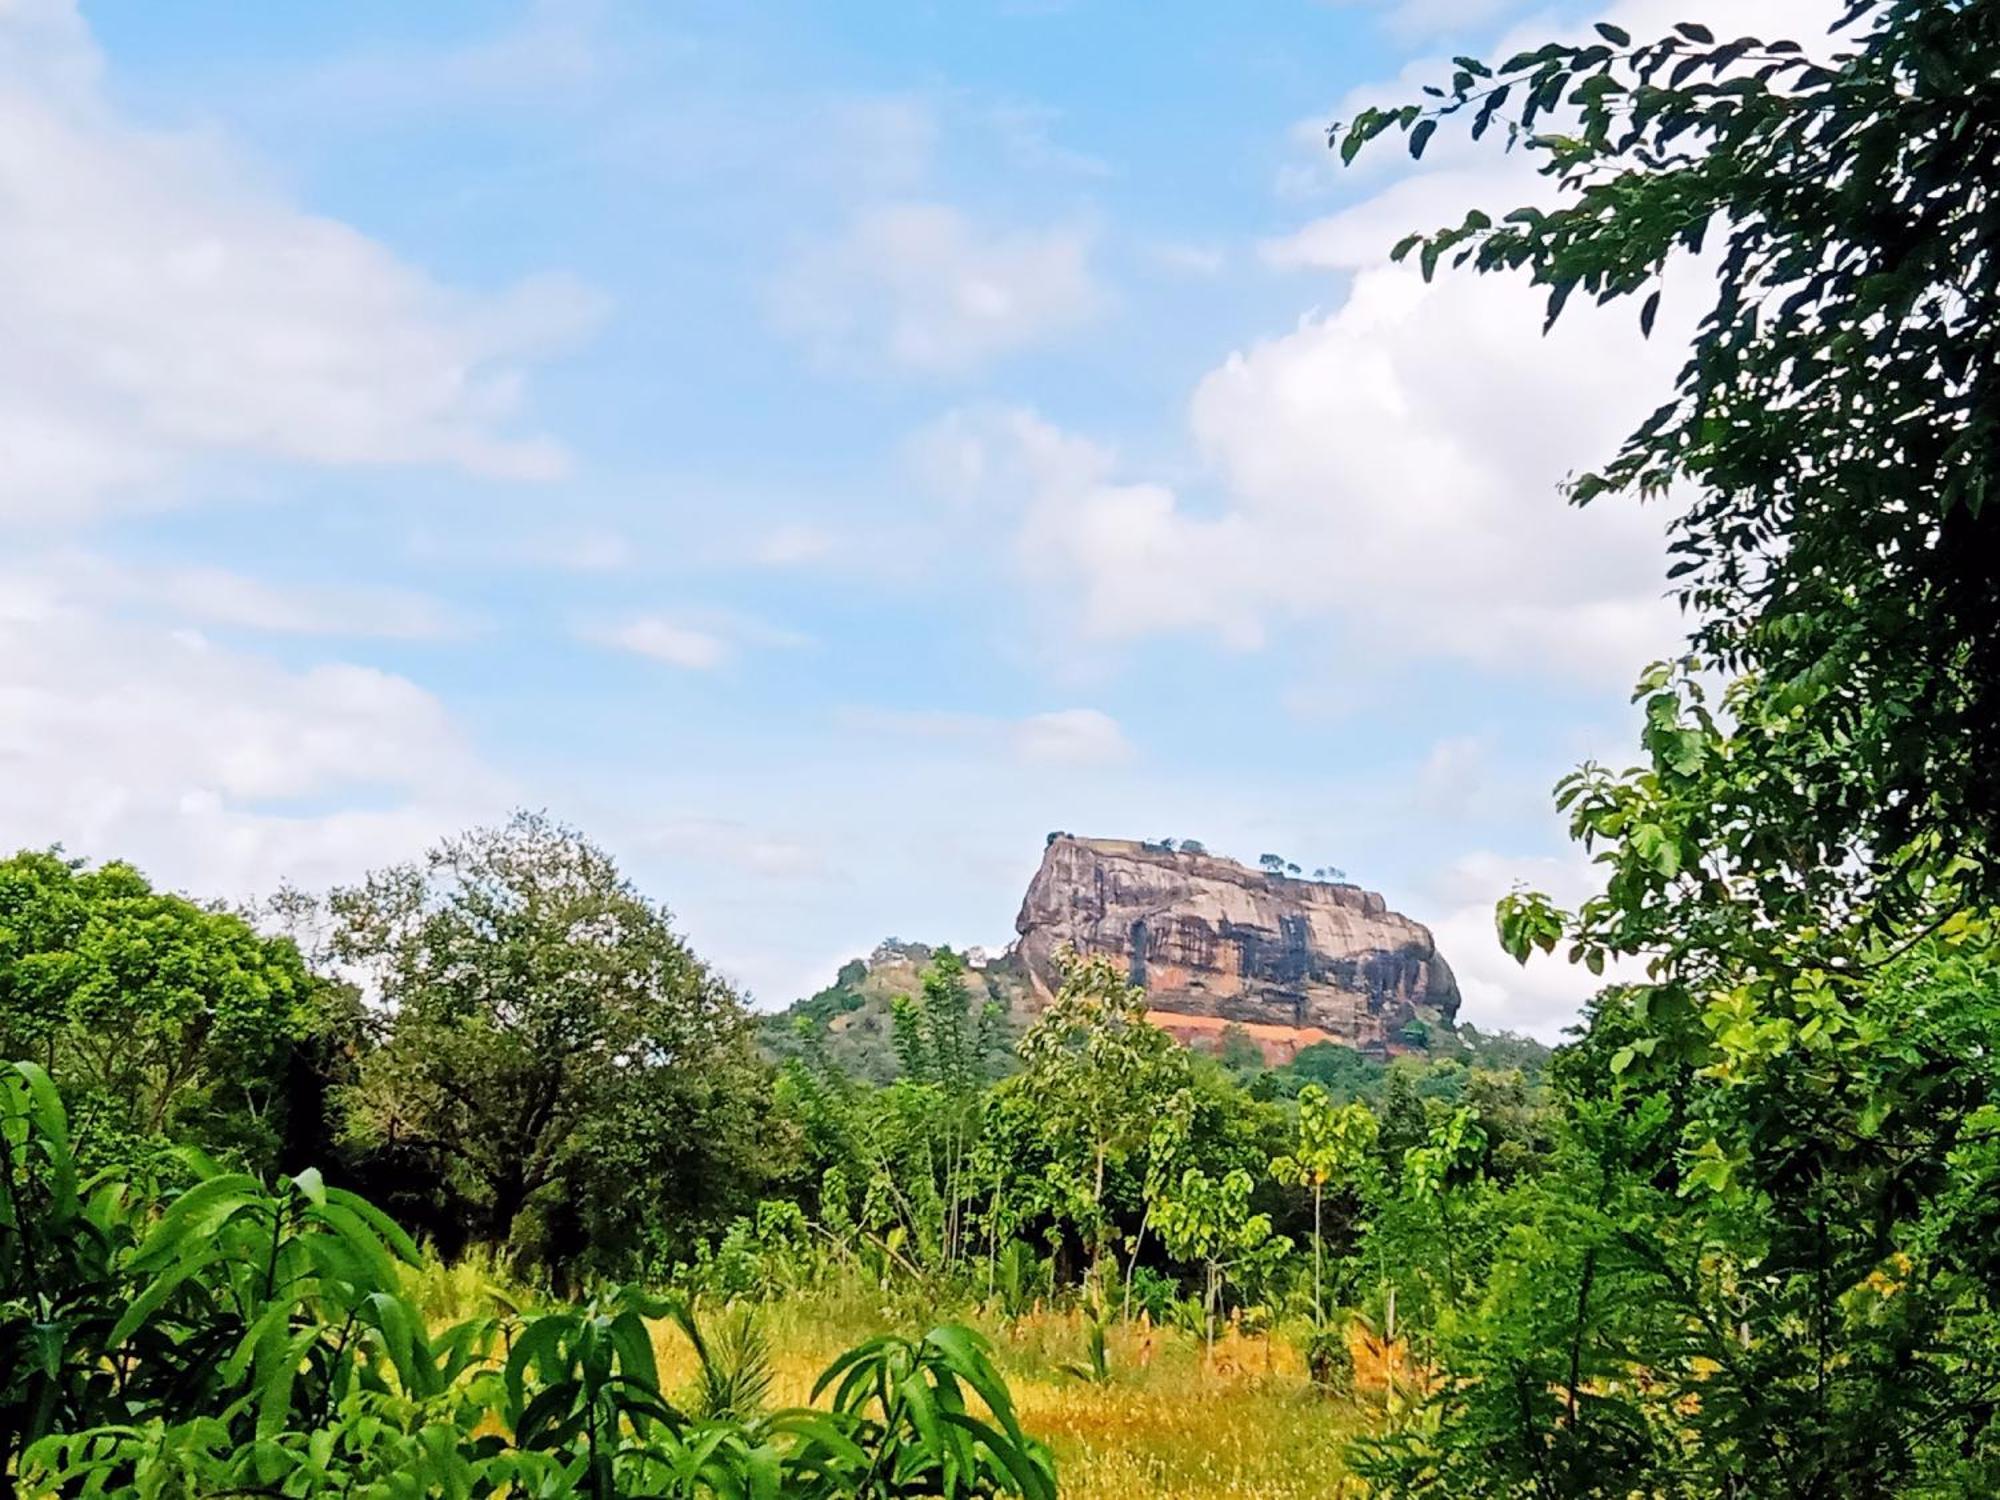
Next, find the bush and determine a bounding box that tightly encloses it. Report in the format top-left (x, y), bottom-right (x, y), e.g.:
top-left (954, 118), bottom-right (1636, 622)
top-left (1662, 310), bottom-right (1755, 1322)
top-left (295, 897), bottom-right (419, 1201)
top-left (1, 1059), bottom-right (1056, 1498)
top-left (1301, 1324), bottom-right (1354, 1396)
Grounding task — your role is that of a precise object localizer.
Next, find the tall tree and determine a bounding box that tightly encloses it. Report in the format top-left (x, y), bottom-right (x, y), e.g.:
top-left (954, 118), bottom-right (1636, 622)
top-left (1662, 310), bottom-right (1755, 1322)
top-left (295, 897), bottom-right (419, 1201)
top-left (1340, 4), bottom-right (2000, 1491)
top-left (890, 950), bottom-right (1005, 1267)
top-left (1271, 1085), bottom-right (1379, 1325)
top-left (330, 813), bottom-right (766, 1276)
top-left (1015, 950), bottom-right (1190, 1285)
top-left (0, 849), bottom-right (318, 1173)
top-left (1342, 0), bottom-right (2000, 940)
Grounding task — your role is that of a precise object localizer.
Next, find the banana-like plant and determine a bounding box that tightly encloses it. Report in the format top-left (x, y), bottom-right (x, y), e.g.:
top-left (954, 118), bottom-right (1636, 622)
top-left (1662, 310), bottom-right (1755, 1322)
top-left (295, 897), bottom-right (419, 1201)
top-left (1, 1061), bottom-right (131, 1480)
top-left (6, 1059), bottom-right (1058, 1498)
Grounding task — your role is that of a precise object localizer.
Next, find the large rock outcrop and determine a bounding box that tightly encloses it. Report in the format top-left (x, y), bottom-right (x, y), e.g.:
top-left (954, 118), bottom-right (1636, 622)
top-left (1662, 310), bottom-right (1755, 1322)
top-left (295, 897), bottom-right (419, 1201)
top-left (1014, 836), bottom-right (1459, 1060)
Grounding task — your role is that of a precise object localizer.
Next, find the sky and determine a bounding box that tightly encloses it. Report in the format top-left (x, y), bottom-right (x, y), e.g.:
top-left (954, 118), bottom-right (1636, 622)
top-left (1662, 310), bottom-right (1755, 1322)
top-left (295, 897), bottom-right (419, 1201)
top-left (0, 0), bottom-right (1840, 1038)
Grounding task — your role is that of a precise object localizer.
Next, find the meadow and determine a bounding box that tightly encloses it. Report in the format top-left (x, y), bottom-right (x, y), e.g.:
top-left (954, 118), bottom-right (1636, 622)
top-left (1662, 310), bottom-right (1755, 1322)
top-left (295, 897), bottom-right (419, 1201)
top-left (415, 1257), bottom-right (1373, 1500)
top-left (671, 1308), bottom-right (1363, 1500)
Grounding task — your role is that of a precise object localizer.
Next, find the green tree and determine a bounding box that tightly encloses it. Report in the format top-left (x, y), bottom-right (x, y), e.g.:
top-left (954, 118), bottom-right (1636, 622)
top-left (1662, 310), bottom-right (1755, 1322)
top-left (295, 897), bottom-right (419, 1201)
top-left (1340, 4), bottom-right (2000, 1490)
top-left (330, 813), bottom-right (766, 1278)
top-left (888, 950), bottom-right (1006, 1268)
top-left (1376, 1062), bottom-right (1429, 1170)
top-left (1285, 1040), bottom-right (1386, 1102)
top-left (1271, 1085), bottom-right (1379, 1325)
top-left (1015, 950), bottom-right (1190, 1287)
top-left (1216, 1022), bottom-right (1265, 1077)
top-left (0, 849), bottom-right (319, 1174)
top-left (1152, 1166), bottom-right (1291, 1355)
top-left (1342, 0), bottom-right (2000, 925)
top-left (1118, 1086), bottom-right (1194, 1324)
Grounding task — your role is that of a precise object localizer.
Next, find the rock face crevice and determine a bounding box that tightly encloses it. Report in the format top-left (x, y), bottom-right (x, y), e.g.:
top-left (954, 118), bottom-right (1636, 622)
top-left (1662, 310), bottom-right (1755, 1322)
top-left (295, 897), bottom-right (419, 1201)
top-left (1014, 836), bottom-right (1459, 1058)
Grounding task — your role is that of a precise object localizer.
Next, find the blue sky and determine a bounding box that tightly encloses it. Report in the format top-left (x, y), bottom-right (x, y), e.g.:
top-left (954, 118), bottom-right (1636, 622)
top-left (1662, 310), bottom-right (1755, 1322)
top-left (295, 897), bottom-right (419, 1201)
top-left (0, 0), bottom-right (1835, 1035)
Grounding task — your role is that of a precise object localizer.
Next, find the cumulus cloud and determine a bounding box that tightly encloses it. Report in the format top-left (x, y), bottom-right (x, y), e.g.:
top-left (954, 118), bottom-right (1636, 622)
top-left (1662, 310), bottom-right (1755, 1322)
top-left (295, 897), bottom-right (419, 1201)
top-left (911, 2), bottom-right (1854, 687)
top-left (0, 563), bottom-right (509, 899)
top-left (1426, 850), bottom-right (1644, 1040)
top-left (916, 317), bottom-right (1681, 687)
top-left (771, 201), bottom-right (1100, 373)
top-left (0, 0), bottom-right (599, 523)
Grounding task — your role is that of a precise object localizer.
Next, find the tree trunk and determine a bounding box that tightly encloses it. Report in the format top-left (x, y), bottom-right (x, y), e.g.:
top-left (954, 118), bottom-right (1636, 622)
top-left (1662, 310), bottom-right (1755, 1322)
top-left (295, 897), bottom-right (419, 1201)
top-left (1312, 1183), bottom-right (1324, 1326)
top-left (1122, 1205), bottom-right (1152, 1325)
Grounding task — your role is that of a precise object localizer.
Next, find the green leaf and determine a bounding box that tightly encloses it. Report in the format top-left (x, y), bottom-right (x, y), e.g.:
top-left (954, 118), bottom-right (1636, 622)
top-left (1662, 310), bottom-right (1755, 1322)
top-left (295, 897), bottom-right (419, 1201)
top-left (108, 1258), bottom-right (208, 1348)
top-left (131, 1173), bottom-right (263, 1269)
top-left (324, 1185), bottom-right (424, 1265)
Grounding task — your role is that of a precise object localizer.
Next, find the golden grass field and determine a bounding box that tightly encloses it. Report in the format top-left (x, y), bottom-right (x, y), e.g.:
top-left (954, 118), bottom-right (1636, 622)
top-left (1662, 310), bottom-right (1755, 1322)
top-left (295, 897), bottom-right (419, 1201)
top-left (647, 1298), bottom-right (1372, 1500)
top-left (407, 1256), bottom-right (1381, 1497)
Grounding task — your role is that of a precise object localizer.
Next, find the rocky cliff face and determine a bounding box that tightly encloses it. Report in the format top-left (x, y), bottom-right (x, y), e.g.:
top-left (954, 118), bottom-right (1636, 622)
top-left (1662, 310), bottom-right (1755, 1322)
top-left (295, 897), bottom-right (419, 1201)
top-left (1014, 836), bottom-right (1459, 1060)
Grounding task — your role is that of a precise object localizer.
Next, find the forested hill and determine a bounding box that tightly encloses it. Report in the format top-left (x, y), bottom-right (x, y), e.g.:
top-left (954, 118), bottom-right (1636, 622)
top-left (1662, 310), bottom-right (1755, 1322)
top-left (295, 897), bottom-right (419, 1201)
top-left (761, 834), bottom-right (1547, 1088)
top-left (760, 936), bottom-right (1551, 1093)
top-left (760, 939), bottom-right (1031, 1084)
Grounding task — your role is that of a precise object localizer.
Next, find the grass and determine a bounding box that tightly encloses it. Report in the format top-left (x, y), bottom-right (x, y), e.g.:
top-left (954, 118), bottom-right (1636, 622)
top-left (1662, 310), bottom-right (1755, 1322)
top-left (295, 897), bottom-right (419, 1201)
top-left (646, 1294), bottom-right (1370, 1500)
top-left (405, 1258), bottom-right (1378, 1496)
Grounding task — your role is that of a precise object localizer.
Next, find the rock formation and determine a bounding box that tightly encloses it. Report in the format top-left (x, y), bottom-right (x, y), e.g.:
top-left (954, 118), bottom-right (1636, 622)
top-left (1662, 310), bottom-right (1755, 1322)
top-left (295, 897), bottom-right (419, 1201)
top-left (1014, 836), bottom-right (1459, 1061)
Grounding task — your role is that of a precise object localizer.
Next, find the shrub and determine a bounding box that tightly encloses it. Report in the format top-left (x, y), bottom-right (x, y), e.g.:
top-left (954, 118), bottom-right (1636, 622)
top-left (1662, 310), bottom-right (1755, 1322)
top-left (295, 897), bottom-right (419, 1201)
top-left (2, 1059), bottom-right (1056, 1499)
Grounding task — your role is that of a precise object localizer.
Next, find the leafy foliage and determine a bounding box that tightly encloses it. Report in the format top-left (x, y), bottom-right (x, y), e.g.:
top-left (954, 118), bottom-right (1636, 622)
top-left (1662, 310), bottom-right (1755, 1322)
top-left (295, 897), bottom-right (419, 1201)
top-left (1153, 1166), bottom-right (1291, 1353)
top-left (327, 813), bottom-right (770, 1279)
top-left (1343, 0), bottom-right (2000, 931)
top-left (0, 850), bottom-right (325, 1176)
top-left (1337, 2), bottom-right (2000, 1493)
top-left (1014, 951), bottom-right (1193, 1285)
top-left (1, 1060), bottom-right (1057, 1498)
top-left (1272, 1086), bottom-right (1378, 1324)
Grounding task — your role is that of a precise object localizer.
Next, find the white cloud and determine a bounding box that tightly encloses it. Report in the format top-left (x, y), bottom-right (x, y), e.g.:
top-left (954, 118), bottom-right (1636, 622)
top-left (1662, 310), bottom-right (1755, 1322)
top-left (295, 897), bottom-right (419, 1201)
top-left (1427, 850), bottom-right (1640, 1040)
top-left (541, 528), bottom-right (635, 573)
top-left (1148, 241), bottom-right (1228, 277)
top-left (280, 0), bottom-right (608, 116)
top-left (0, 563), bottom-right (508, 900)
top-left (908, 4), bottom-right (1857, 688)
top-left (841, 705), bottom-right (1134, 768)
top-left (630, 816), bottom-right (830, 883)
top-left (1319, 0), bottom-right (1518, 43)
top-left (918, 322), bottom-right (1680, 686)
top-left (1415, 734), bottom-right (1490, 818)
top-left (582, 617), bottom-right (730, 670)
top-left (771, 201), bottom-right (1101, 373)
top-left (578, 610), bottom-right (809, 670)
top-left (1011, 708), bottom-right (1132, 767)
top-left (0, 0), bottom-right (599, 524)
top-left (984, 99), bottom-right (1110, 178)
